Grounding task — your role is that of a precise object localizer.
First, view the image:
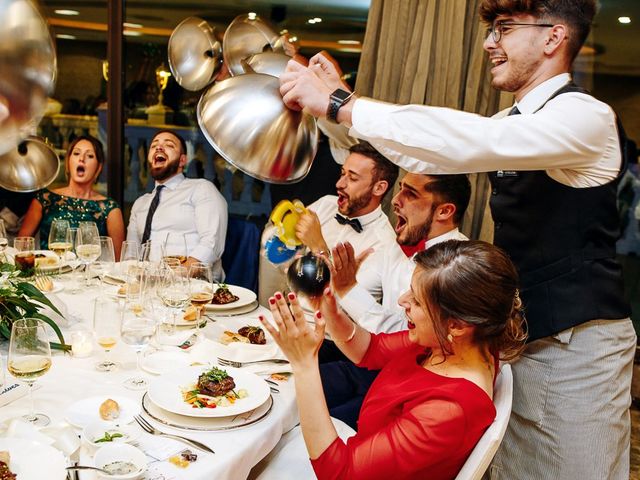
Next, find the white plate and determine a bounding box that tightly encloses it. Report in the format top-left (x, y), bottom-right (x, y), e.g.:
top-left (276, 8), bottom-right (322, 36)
top-left (82, 420), bottom-right (140, 447)
top-left (148, 365), bottom-right (270, 418)
top-left (36, 279), bottom-right (63, 294)
top-left (33, 250), bottom-right (61, 271)
top-left (141, 350), bottom-right (193, 375)
top-left (204, 284), bottom-right (257, 311)
top-left (64, 395), bottom-right (140, 428)
top-left (0, 438), bottom-right (66, 480)
top-left (210, 317), bottom-right (273, 347)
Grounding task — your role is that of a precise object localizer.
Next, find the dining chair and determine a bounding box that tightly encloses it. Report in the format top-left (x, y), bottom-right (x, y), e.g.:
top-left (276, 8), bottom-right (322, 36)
top-left (455, 363), bottom-right (514, 480)
top-left (221, 216), bottom-right (261, 292)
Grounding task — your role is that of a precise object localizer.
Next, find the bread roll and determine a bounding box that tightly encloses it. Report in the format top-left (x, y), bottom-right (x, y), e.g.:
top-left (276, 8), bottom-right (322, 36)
top-left (99, 398), bottom-right (120, 420)
top-left (183, 306), bottom-right (198, 322)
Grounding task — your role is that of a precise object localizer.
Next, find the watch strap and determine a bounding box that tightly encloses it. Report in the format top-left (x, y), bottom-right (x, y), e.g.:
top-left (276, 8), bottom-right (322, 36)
top-left (327, 89), bottom-right (354, 123)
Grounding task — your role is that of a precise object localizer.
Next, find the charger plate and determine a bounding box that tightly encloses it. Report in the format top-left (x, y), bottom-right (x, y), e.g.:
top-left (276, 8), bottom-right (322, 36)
top-left (141, 392), bottom-right (273, 431)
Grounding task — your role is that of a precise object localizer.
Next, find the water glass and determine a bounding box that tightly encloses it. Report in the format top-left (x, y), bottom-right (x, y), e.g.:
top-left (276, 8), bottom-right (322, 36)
top-left (92, 236), bottom-right (115, 285)
top-left (14, 236), bottom-right (35, 277)
top-left (121, 300), bottom-right (156, 390)
top-left (162, 233), bottom-right (188, 266)
top-left (94, 296), bottom-right (122, 371)
top-left (77, 222), bottom-right (101, 285)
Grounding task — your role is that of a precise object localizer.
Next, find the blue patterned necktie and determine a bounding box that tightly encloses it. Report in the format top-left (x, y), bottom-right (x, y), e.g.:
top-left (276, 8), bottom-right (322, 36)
top-left (334, 214), bottom-right (363, 233)
top-left (141, 185), bottom-right (165, 244)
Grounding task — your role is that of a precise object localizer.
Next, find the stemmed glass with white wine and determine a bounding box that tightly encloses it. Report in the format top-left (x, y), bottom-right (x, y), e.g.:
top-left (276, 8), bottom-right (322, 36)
top-left (8, 318), bottom-right (52, 426)
top-left (93, 296), bottom-right (122, 372)
top-left (76, 222), bottom-right (101, 285)
top-left (48, 218), bottom-right (71, 261)
top-left (188, 262), bottom-right (213, 337)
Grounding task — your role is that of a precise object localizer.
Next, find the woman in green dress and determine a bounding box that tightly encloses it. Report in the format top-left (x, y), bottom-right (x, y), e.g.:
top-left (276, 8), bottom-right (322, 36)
top-left (18, 135), bottom-right (125, 259)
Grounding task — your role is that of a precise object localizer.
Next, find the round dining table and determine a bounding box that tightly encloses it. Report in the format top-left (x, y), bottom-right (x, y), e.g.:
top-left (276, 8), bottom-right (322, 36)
top-left (0, 274), bottom-right (300, 480)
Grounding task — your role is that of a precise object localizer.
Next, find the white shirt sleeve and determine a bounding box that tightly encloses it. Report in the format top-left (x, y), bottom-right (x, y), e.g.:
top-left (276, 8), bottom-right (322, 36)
top-left (349, 94), bottom-right (620, 186)
top-left (339, 284), bottom-right (406, 334)
top-left (190, 181), bottom-right (228, 264)
top-left (126, 199), bottom-right (142, 245)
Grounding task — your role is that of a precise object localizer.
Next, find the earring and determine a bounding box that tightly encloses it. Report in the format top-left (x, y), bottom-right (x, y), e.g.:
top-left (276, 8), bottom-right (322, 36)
top-left (447, 333), bottom-right (454, 343)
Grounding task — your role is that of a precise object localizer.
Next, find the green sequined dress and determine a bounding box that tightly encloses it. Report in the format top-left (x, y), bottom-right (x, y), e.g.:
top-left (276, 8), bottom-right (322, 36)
top-left (35, 190), bottom-right (120, 249)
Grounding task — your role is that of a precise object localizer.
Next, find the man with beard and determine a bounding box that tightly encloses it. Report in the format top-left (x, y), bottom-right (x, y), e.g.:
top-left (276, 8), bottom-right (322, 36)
top-left (334, 173), bottom-right (471, 333)
top-left (258, 141), bottom-right (398, 305)
top-left (318, 173), bottom-right (470, 429)
top-left (127, 130), bottom-right (228, 279)
top-left (279, 1), bottom-right (636, 478)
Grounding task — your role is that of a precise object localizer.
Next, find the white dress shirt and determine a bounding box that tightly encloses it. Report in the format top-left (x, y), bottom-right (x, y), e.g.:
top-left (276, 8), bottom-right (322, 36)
top-left (127, 174), bottom-right (228, 279)
top-left (339, 228), bottom-right (468, 333)
top-left (349, 74), bottom-right (622, 187)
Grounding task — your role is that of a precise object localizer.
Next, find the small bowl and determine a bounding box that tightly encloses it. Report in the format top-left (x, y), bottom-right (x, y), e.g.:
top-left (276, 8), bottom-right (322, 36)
top-left (82, 421), bottom-right (139, 451)
top-left (93, 444), bottom-right (147, 480)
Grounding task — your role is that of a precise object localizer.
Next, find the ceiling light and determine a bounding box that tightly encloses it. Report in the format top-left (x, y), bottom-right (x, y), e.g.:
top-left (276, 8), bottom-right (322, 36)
top-left (338, 40), bottom-right (361, 45)
top-left (248, 12), bottom-right (257, 20)
top-left (54, 9), bottom-right (79, 16)
top-left (307, 19), bottom-right (317, 24)
top-left (56, 34), bottom-right (76, 40)
top-left (313, 17), bottom-right (322, 23)
top-left (123, 22), bottom-right (143, 28)
top-left (124, 30), bottom-right (143, 37)
top-left (618, 16), bottom-right (631, 24)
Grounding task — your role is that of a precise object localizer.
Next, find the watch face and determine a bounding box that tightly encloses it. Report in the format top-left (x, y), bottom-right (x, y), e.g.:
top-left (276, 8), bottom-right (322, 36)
top-left (331, 89), bottom-right (351, 101)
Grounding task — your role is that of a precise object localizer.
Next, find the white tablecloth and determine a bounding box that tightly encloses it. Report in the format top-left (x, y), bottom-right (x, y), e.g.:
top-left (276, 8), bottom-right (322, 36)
top-left (0, 280), bottom-right (299, 480)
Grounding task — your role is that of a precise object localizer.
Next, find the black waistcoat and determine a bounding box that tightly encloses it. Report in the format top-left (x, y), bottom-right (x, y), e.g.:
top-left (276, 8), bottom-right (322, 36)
top-left (488, 83), bottom-right (630, 342)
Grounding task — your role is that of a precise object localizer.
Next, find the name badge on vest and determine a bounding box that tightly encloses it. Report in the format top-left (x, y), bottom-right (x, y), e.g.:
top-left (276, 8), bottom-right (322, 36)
top-left (496, 170), bottom-right (519, 178)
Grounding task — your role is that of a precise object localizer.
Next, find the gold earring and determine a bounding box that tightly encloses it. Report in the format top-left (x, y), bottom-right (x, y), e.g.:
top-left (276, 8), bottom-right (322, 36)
top-left (447, 333), bottom-right (454, 343)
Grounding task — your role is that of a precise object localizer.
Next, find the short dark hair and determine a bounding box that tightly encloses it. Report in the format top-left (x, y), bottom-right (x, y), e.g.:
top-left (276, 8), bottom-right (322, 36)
top-left (151, 129), bottom-right (187, 156)
top-left (424, 175), bottom-right (471, 225)
top-left (349, 141), bottom-right (399, 197)
top-left (479, 0), bottom-right (597, 61)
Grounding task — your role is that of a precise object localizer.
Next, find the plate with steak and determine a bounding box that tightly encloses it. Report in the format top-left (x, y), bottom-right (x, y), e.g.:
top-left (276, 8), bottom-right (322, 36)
top-left (204, 284), bottom-right (257, 311)
top-left (148, 365), bottom-right (270, 418)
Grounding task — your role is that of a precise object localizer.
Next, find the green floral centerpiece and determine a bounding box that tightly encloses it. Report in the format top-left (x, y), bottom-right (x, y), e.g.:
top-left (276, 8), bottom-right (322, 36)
top-left (0, 264), bottom-right (70, 351)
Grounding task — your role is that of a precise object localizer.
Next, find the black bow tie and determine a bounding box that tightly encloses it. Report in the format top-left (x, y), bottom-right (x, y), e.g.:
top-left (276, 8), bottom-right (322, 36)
top-left (335, 214), bottom-right (363, 233)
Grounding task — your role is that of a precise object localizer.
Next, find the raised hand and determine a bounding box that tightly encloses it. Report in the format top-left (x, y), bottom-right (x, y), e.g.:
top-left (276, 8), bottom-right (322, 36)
top-left (308, 51), bottom-right (350, 92)
top-left (260, 291), bottom-right (325, 369)
top-left (280, 60), bottom-right (333, 116)
top-left (328, 242), bottom-right (373, 297)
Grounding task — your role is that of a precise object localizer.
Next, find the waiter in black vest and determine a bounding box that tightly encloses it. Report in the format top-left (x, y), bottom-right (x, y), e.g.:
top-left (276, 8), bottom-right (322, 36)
top-left (278, 1), bottom-right (635, 479)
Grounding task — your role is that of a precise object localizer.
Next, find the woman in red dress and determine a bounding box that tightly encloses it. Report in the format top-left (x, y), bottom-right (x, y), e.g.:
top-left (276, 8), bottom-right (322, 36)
top-left (261, 239), bottom-right (526, 480)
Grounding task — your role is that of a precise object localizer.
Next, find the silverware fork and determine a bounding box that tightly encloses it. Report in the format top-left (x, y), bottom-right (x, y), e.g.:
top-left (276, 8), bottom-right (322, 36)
top-left (133, 415), bottom-right (215, 454)
top-left (217, 357), bottom-right (289, 368)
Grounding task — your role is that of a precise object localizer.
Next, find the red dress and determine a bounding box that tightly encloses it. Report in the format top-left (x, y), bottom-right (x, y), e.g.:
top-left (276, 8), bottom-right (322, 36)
top-left (311, 332), bottom-right (496, 480)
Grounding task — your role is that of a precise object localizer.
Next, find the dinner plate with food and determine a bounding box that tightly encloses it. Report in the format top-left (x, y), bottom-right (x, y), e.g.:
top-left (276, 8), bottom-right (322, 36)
top-left (210, 319), bottom-right (271, 347)
top-left (203, 284), bottom-right (257, 311)
top-left (147, 365), bottom-right (270, 418)
top-left (0, 438), bottom-right (66, 480)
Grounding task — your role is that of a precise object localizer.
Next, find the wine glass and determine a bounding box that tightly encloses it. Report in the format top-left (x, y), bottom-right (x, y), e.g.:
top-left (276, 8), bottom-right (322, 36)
top-left (0, 219), bottom-right (8, 262)
top-left (162, 233), bottom-right (188, 265)
top-left (92, 236), bottom-right (115, 286)
top-left (120, 300), bottom-right (157, 390)
top-left (8, 318), bottom-right (52, 426)
top-left (14, 236), bottom-right (35, 278)
top-left (65, 227), bottom-right (82, 293)
top-left (48, 219), bottom-right (71, 266)
top-left (119, 240), bottom-right (139, 278)
top-left (188, 262), bottom-right (213, 337)
top-left (93, 296), bottom-right (122, 372)
top-left (76, 222), bottom-right (101, 286)
top-left (157, 266), bottom-right (190, 335)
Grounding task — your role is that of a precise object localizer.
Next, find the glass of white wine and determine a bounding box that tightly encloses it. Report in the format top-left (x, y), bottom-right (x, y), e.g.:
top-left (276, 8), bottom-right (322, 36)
top-left (188, 262), bottom-right (213, 337)
top-left (121, 300), bottom-right (157, 390)
top-left (76, 222), bottom-right (101, 286)
top-left (8, 318), bottom-right (52, 426)
top-left (94, 296), bottom-right (122, 372)
top-left (48, 218), bottom-right (71, 265)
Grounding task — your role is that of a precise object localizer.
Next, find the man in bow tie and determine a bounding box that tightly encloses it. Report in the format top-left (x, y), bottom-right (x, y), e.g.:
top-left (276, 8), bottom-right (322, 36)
top-left (258, 141), bottom-right (398, 305)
